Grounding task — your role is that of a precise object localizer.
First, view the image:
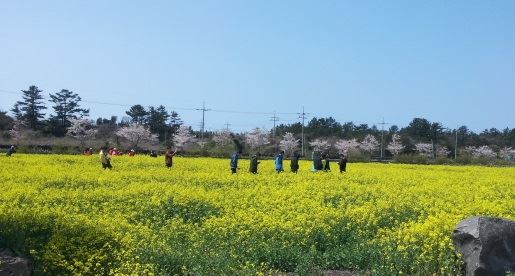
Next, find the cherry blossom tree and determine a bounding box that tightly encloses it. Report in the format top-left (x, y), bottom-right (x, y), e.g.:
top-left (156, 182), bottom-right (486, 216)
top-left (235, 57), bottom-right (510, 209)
top-left (386, 134), bottom-right (404, 155)
top-left (8, 120), bottom-right (26, 145)
top-left (212, 129), bottom-right (233, 147)
top-left (116, 123), bottom-right (157, 149)
top-left (466, 145), bottom-right (496, 159)
top-left (68, 118), bottom-right (97, 148)
top-left (499, 147), bottom-right (515, 160)
top-left (245, 128), bottom-right (270, 152)
top-left (279, 132), bottom-right (299, 156)
top-left (359, 134), bottom-right (379, 154)
top-left (309, 138), bottom-right (330, 153)
top-left (435, 146), bottom-right (450, 157)
top-left (415, 143), bottom-right (433, 157)
top-left (335, 138), bottom-right (360, 155)
top-left (173, 125), bottom-right (196, 149)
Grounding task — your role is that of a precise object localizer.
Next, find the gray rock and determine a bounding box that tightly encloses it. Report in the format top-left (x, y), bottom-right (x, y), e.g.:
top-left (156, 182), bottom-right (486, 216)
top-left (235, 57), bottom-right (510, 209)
top-left (0, 248), bottom-right (32, 276)
top-left (452, 216), bottom-right (515, 276)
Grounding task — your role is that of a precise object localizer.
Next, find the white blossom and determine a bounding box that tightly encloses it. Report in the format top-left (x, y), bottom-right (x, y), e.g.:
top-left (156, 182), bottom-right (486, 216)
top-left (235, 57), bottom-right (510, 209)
top-left (309, 138), bottom-right (331, 153)
top-left (68, 119), bottom-right (97, 147)
top-left (173, 125), bottom-right (196, 148)
top-left (360, 135), bottom-right (379, 154)
top-left (8, 120), bottom-right (26, 144)
top-left (116, 123), bottom-right (157, 148)
top-left (499, 147), bottom-right (515, 160)
top-left (279, 132), bottom-right (300, 156)
top-left (335, 138), bottom-right (360, 155)
top-left (435, 146), bottom-right (450, 157)
top-left (386, 134), bottom-right (404, 155)
top-left (466, 145), bottom-right (496, 159)
top-left (245, 128), bottom-right (270, 150)
top-left (415, 143), bottom-right (433, 157)
top-left (212, 130), bottom-right (233, 147)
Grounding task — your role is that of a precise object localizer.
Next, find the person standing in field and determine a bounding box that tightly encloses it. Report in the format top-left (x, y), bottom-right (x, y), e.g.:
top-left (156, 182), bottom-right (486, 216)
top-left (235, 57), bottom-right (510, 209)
top-left (290, 152), bottom-right (300, 174)
top-left (230, 152), bottom-right (239, 174)
top-left (6, 145), bottom-right (15, 157)
top-left (323, 154), bottom-right (331, 172)
top-left (249, 154), bottom-right (260, 174)
top-left (275, 150), bottom-right (285, 173)
top-left (165, 147), bottom-right (177, 169)
top-left (99, 148), bottom-right (113, 169)
top-left (312, 152), bottom-right (322, 172)
top-left (338, 154), bottom-right (348, 173)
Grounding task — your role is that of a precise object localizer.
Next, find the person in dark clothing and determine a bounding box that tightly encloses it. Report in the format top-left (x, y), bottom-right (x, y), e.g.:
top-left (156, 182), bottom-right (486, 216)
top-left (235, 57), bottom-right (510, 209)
top-left (6, 146), bottom-right (15, 157)
top-left (165, 147), bottom-right (178, 169)
top-left (275, 150), bottom-right (285, 173)
top-left (290, 152), bottom-right (300, 173)
top-left (338, 155), bottom-right (348, 173)
top-left (149, 150), bottom-right (158, 157)
top-left (323, 154), bottom-right (331, 172)
top-left (312, 153), bottom-right (323, 171)
top-left (249, 154), bottom-right (260, 174)
top-left (230, 152), bottom-right (239, 174)
top-left (317, 156), bottom-right (324, 170)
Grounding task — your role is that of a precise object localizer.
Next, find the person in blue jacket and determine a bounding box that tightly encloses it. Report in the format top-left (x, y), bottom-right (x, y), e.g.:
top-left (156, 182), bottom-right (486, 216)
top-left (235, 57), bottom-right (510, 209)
top-left (275, 150), bottom-right (285, 173)
top-left (230, 152), bottom-right (239, 174)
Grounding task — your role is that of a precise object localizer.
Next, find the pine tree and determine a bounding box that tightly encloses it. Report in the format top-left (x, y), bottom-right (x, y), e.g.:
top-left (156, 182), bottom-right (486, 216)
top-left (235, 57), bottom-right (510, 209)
top-left (147, 105), bottom-right (170, 140)
top-left (15, 85), bottom-right (47, 130)
top-left (125, 105), bottom-right (148, 124)
top-left (49, 89), bottom-right (89, 128)
top-left (10, 103), bottom-right (23, 120)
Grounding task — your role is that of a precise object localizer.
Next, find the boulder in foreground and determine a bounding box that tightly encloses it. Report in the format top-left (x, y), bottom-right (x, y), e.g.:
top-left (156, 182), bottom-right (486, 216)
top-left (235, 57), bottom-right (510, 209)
top-left (452, 216), bottom-right (515, 276)
top-left (0, 248), bottom-right (33, 276)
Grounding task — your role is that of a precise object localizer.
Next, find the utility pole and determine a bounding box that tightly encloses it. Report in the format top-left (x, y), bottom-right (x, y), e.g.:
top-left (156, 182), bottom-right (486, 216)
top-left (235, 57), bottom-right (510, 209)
top-left (298, 107), bottom-right (309, 157)
top-left (196, 101), bottom-right (210, 145)
top-left (270, 111), bottom-right (279, 137)
top-left (377, 118), bottom-right (390, 160)
top-left (224, 122), bottom-right (231, 131)
top-left (455, 126), bottom-right (458, 159)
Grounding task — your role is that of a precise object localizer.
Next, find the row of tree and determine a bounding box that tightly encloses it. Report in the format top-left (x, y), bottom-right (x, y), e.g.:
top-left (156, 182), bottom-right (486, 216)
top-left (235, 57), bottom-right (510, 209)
top-left (1, 85), bottom-right (514, 160)
top-left (1, 86), bottom-right (184, 142)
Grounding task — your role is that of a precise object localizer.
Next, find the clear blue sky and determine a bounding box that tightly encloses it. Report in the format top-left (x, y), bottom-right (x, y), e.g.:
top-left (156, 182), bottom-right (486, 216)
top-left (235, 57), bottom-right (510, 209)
top-left (1, 0), bottom-right (514, 132)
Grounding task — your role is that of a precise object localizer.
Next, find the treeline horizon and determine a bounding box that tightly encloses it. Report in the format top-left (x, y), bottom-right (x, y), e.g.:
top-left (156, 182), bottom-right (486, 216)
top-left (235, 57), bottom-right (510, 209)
top-left (0, 85), bottom-right (514, 157)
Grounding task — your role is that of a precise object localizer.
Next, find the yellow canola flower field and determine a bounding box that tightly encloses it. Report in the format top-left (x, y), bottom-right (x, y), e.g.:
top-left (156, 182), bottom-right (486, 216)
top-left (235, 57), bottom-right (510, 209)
top-left (0, 154), bottom-right (513, 275)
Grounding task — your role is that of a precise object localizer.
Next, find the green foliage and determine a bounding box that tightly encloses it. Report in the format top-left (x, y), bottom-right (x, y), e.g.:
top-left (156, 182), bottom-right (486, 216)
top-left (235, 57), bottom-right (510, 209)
top-left (393, 154), bottom-right (429, 164)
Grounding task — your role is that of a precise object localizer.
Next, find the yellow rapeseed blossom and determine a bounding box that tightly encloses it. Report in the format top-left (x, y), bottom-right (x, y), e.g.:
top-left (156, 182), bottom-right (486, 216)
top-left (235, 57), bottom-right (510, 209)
top-left (0, 154), bottom-right (513, 275)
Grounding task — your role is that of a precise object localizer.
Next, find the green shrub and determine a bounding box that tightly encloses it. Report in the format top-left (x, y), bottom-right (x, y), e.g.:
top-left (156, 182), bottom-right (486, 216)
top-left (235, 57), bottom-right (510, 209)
top-left (393, 154), bottom-right (428, 164)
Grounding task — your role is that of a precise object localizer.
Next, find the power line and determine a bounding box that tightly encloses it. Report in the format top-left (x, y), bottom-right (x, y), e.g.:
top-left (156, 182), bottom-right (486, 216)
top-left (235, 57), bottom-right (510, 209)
top-left (210, 109), bottom-right (297, 115)
top-left (2, 88), bottom-right (404, 133)
top-left (0, 89), bottom-right (21, 95)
